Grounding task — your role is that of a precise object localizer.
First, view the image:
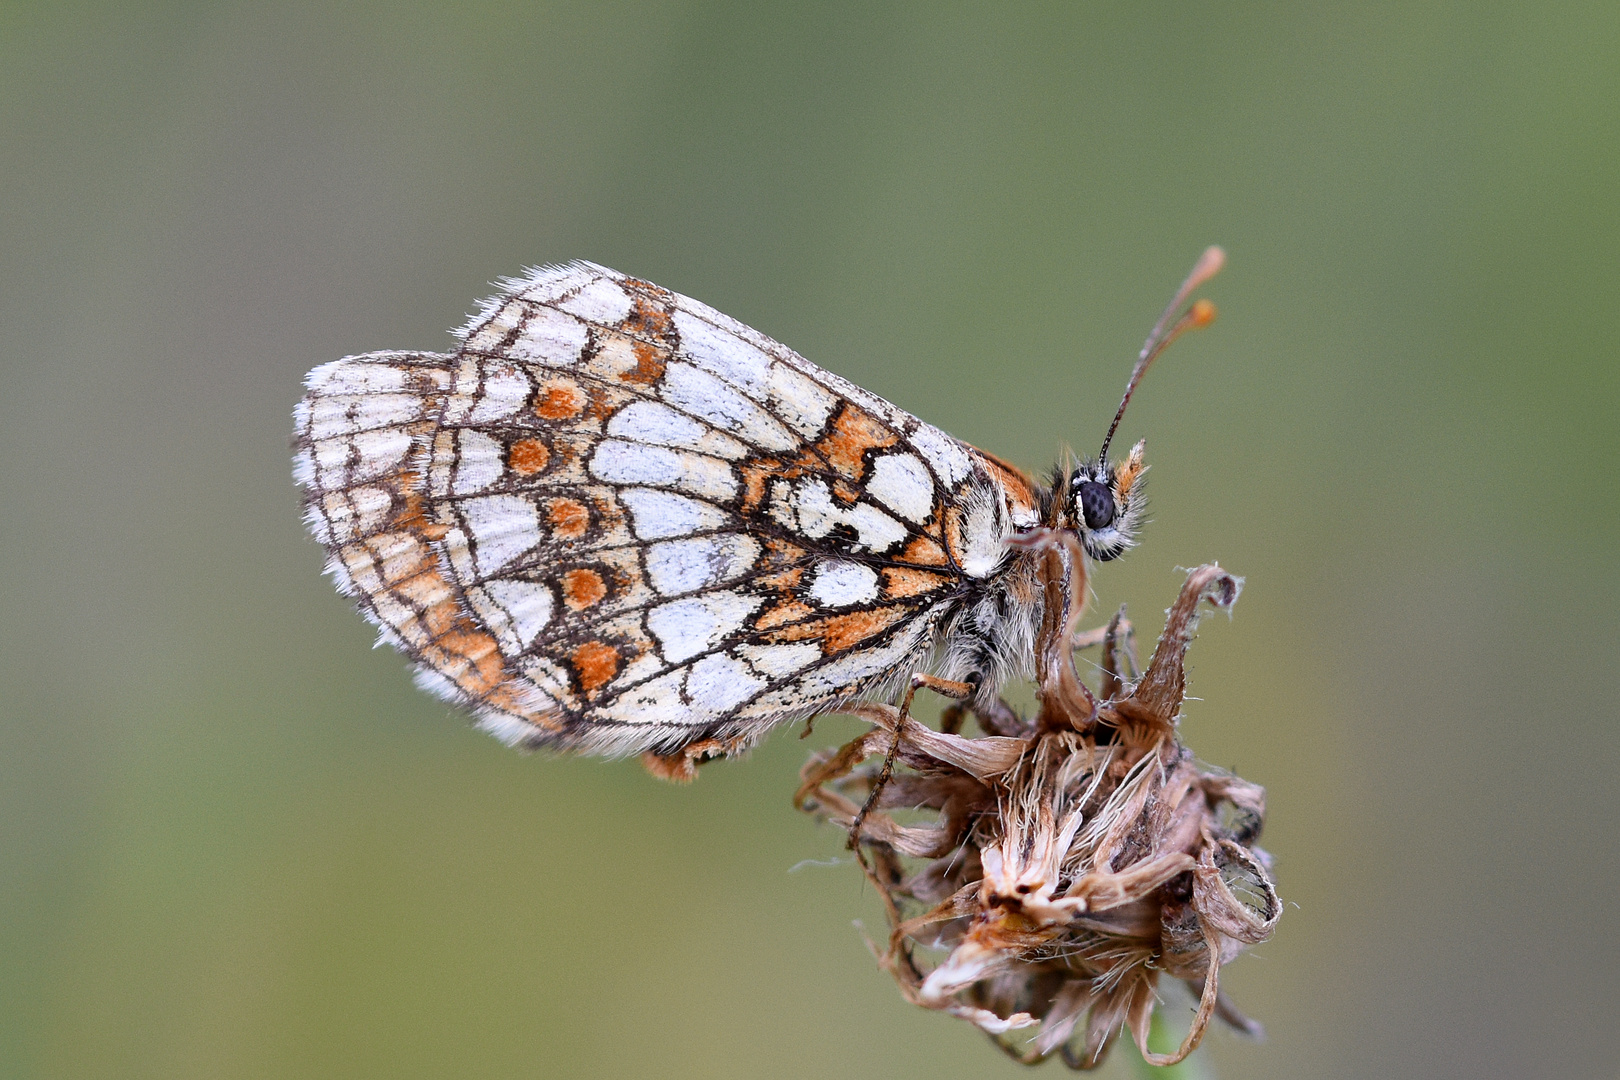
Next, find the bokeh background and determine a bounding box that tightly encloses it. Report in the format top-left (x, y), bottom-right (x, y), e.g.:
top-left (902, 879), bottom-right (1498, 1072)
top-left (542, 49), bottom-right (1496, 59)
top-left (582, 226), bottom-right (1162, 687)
top-left (3, 3), bottom-right (1617, 1077)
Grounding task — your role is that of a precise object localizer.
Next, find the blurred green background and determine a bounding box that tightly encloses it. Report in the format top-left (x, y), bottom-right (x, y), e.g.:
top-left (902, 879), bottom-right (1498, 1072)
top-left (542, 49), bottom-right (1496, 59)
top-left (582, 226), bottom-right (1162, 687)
top-left (2, 3), bottom-right (1616, 1077)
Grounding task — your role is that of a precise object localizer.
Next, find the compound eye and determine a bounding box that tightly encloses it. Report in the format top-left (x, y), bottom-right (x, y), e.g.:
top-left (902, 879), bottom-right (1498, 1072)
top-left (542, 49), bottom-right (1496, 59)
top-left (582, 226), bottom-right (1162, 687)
top-left (1076, 480), bottom-right (1116, 531)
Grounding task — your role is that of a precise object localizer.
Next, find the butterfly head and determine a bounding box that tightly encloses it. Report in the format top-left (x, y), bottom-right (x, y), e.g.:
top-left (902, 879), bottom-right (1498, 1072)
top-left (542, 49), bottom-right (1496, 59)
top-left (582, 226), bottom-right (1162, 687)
top-left (1065, 440), bottom-right (1147, 561)
top-left (1056, 245), bottom-right (1225, 564)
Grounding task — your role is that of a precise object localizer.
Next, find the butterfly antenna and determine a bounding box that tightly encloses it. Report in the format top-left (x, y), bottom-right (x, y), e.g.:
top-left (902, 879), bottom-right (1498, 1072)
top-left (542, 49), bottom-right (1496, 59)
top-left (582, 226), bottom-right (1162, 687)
top-left (1097, 245), bottom-right (1225, 462)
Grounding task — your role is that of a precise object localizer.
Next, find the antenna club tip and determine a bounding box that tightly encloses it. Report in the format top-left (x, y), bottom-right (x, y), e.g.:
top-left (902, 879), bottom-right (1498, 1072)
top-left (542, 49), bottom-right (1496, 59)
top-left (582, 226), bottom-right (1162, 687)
top-left (1190, 298), bottom-right (1218, 328)
top-left (1181, 246), bottom-right (1226, 296)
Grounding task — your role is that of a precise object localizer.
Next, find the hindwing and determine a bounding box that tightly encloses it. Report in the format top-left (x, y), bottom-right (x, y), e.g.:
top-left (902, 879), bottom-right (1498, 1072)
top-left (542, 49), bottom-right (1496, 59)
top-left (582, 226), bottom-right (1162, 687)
top-left (294, 262), bottom-right (1039, 758)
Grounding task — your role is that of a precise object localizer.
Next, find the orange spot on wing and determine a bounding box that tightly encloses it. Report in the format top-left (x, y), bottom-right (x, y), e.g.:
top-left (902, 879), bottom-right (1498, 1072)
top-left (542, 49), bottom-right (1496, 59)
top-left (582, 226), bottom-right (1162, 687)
top-left (585, 383), bottom-right (616, 421)
top-left (624, 341), bottom-right (667, 385)
top-left (617, 294), bottom-right (674, 386)
top-left (757, 566), bottom-right (804, 592)
top-left (508, 438), bottom-right (551, 476)
top-left (394, 570), bottom-right (461, 637)
top-left (882, 567), bottom-right (951, 599)
top-left (422, 597), bottom-right (460, 637)
top-left (436, 627), bottom-right (505, 694)
top-left (901, 534), bottom-right (950, 567)
top-left (561, 567), bottom-right (607, 611)
top-left (762, 538), bottom-right (808, 567)
top-left (393, 568), bottom-right (449, 608)
top-left (755, 599), bottom-right (815, 630)
top-left (393, 472), bottom-right (450, 541)
top-left (546, 498), bottom-right (589, 540)
top-left (766, 605), bottom-right (907, 653)
top-left (535, 378), bottom-right (586, 419)
top-left (571, 640), bottom-right (621, 694)
top-left (815, 403), bottom-right (898, 481)
top-left (623, 277), bottom-right (675, 305)
top-left (740, 461), bottom-right (776, 513)
top-left (365, 533), bottom-right (436, 586)
top-left (820, 606), bottom-right (909, 653)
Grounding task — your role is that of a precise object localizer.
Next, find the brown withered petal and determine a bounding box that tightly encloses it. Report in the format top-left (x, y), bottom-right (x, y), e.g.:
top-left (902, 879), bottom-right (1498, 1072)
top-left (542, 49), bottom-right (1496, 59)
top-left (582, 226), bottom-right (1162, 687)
top-left (796, 549), bottom-right (1279, 1070)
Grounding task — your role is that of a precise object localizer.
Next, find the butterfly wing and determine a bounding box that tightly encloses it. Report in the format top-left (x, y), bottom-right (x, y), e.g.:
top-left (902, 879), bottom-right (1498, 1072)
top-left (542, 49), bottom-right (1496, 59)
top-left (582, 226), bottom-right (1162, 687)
top-left (295, 263), bottom-right (1038, 760)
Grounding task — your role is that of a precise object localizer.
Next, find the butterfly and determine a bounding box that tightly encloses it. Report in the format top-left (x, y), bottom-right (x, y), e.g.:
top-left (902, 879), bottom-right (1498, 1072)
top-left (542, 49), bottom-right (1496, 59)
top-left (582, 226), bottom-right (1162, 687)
top-left (293, 250), bottom-right (1222, 779)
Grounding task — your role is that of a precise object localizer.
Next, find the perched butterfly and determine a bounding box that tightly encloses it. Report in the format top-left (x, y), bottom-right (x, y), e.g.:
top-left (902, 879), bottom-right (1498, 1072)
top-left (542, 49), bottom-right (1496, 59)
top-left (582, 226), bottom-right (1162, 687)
top-left (293, 250), bottom-right (1222, 778)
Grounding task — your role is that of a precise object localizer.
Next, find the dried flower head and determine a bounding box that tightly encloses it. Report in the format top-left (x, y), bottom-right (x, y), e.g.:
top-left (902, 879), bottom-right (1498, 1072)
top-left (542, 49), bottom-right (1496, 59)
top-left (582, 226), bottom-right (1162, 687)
top-left (797, 539), bottom-right (1279, 1069)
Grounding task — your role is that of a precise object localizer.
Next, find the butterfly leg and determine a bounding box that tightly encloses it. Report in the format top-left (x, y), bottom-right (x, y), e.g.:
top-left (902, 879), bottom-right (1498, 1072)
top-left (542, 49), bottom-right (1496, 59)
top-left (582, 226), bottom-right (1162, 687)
top-left (848, 674), bottom-right (976, 848)
top-left (969, 694), bottom-right (1032, 738)
top-left (1068, 608), bottom-right (1138, 702)
top-left (1098, 606), bottom-right (1139, 701)
top-left (1071, 625), bottom-right (1110, 650)
top-left (938, 678), bottom-right (1027, 737)
top-left (1071, 612), bottom-right (1135, 653)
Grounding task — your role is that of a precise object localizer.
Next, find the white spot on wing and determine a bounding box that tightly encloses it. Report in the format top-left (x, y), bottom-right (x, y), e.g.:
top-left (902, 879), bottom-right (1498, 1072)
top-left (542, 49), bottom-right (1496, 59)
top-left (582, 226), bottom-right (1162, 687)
top-left (672, 310), bottom-right (774, 398)
top-left (556, 277), bottom-right (634, 325)
top-left (316, 486), bottom-right (392, 543)
top-left (346, 428), bottom-right (414, 482)
top-left (619, 488), bottom-right (735, 540)
top-left (736, 641), bottom-right (822, 678)
top-left (304, 394), bottom-right (425, 440)
top-left (766, 363), bottom-right (838, 439)
top-left (798, 616), bottom-right (931, 695)
top-left (598, 670), bottom-right (691, 726)
top-left (304, 358), bottom-right (412, 396)
top-left (505, 306), bottom-right (589, 367)
top-left (659, 362), bottom-right (797, 451)
top-left (791, 480), bottom-right (908, 553)
top-left (645, 535), bottom-right (761, 596)
top-left (646, 591), bottom-right (763, 664)
top-left (518, 655), bottom-right (572, 701)
top-left (460, 494), bottom-right (543, 577)
top-left (807, 560), bottom-right (881, 608)
top-left (866, 452), bottom-right (935, 523)
top-left (841, 495), bottom-right (908, 553)
top-left (461, 299), bottom-right (525, 353)
top-left (685, 654), bottom-right (765, 714)
top-left (607, 400), bottom-right (749, 460)
top-left (588, 441), bottom-right (737, 502)
top-left (452, 429), bottom-right (504, 494)
top-left (481, 578), bottom-right (554, 647)
top-left (468, 362), bottom-right (532, 423)
top-left (909, 423), bottom-right (974, 487)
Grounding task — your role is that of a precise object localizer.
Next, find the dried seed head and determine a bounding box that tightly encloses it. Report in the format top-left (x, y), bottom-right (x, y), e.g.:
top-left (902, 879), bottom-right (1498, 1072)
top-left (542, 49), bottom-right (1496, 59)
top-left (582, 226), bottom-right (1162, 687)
top-left (796, 560), bottom-right (1278, 1070)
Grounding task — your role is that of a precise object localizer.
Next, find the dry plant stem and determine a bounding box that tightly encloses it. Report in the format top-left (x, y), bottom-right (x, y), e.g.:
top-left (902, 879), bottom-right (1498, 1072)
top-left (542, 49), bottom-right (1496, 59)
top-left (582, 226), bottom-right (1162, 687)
top-left (848, 674), bottom-right (976, 850)
top-left (797, 556), bottom-right (1279, 1070)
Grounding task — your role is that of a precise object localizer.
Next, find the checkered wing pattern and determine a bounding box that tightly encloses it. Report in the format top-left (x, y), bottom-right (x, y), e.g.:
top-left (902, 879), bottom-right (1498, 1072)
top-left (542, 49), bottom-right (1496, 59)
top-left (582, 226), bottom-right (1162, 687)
top-left (294, 263), bottom-right (1037, 759)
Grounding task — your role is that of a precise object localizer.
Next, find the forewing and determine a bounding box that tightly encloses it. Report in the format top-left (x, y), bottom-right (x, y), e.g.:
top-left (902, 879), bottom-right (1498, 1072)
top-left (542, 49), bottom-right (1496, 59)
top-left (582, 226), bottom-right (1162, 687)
top-left (297, 262), bottom-right (1032, 758)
